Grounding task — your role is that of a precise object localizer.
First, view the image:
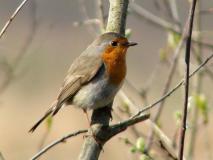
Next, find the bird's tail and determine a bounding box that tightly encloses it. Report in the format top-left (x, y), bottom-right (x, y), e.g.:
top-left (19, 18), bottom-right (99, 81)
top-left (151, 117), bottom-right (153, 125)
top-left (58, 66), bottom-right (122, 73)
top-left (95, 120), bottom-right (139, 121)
top-left (29, 100), bottom-right (58, 132)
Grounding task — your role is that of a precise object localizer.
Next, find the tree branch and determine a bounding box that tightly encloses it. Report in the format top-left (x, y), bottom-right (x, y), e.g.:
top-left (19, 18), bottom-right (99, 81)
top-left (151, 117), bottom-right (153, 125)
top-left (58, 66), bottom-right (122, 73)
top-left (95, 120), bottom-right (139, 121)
top-left (78, 1), bottom-right (130, 159)
top-left (178, 0), bottom-right (197, 159)
top-left (30, 129), bottom-right (87, 160)
top-left (0, 0), bottom-right (31, 39)
top-left (106, 0), bottom-right (129, 35)
top-left (133, 53), bottom-right (213, 118)
top-left (30, 52), bottom-right (212, 160)
top-left (129, 2), bottom-right (213, 49)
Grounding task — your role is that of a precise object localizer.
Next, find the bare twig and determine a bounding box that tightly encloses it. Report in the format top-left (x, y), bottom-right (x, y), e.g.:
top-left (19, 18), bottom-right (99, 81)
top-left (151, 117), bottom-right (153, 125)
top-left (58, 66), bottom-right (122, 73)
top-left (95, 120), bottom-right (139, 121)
top-left (30, 129), bottom-right (87, 160)
top-left (145, 37), bottom-right (184, 152)
top-left (30, 52), bottom-right (213, 160)
top-left (73, 19), bottom-right (101, 27)
top-left (129, 2), bottom-right (213, 49)
top-left (129, 2), bottom-right (180, 33)
top-left (147, 120), bottom-right (184, 160)
top-left (145, 0), bottom-right (182, 150)
top-left (133, 53), bottom-right (213, 118)
top-left (0, 0), bottom-right (31, 39)
top-left (178, 1), bottom-right (197, 160)
top-left (0, 0), bottom-right (38, 94)
top-left (187, 2), bottom-right (202, 159)
top-left (192, 49), bottom-right (213, 80)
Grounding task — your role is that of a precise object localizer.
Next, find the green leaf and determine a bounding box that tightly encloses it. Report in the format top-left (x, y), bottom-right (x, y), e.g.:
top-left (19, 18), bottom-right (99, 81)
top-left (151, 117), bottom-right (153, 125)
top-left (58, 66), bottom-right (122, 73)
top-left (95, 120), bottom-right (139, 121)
top-left (46, 116), bottom-right (53, 130)
top-left (174, 110), bottom-right (182, 125)
top-left (130, 146), bottom-right (137, 153)
top-left (140, 154), bottom-right (151, 160)
top-left (195, 94), bottom-right (208, 124)
top-left (136, 137), bottom-right (145, 153)
top-left (167, 31), bottom-right (181, 49)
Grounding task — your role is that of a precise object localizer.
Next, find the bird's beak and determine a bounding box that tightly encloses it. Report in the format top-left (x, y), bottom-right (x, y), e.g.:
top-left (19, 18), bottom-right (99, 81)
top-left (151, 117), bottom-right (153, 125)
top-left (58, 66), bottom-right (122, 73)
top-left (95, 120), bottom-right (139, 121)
top-left (126, 41), bottom-right (138, 47)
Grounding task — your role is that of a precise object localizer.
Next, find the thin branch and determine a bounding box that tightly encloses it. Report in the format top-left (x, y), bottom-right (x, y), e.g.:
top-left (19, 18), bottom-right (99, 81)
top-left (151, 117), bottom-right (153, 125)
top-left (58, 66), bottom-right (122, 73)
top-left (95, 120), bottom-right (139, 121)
top-left (73, 19), bottom-right (101, 27)
top-left (145, 0), bottom-right (187, 150)
top-left (145, 36), bottom-right (184, 152)
top-left (29, 50), bottom-right (213, 160)
top-left (178, 0), bottom-right (197, 160)
top-left (117, 89), bottom-right (184, 159)
top-left (129, 2), bottom-right (180, 33)
top-left (192, 48), bottom-right (213, 80)
top-left (0, 0), bottom-right (38, 94)
top-left (30, 129), bottom-right (87, 160)
top-left (187, 1), bottom-right (202, 159)
top-left (129, 2), bottom-right (213, 49)
top-left (133, 53), bottom-right (213, 118)
top-left (146, 120), bottom-right (185, 160)
top-left (0, 0), bottom-right (31, 39)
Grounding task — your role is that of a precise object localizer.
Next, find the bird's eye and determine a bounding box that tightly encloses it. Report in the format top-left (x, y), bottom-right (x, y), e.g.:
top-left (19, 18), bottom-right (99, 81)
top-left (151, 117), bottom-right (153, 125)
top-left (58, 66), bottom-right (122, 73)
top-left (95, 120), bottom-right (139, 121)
top-left (111, 41), bottom-right (118, 46)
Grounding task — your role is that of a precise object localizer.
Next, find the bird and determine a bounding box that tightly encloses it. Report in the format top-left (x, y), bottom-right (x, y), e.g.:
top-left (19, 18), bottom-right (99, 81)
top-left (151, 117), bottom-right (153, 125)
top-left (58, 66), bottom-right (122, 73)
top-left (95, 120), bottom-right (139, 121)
top-left (29, 32), bottom-right (137, 132)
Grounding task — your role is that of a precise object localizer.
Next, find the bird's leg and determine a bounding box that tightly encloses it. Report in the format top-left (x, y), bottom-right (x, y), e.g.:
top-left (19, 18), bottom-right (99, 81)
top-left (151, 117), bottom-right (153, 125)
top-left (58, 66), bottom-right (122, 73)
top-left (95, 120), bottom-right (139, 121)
top-left (83, 109), bottom-right (91, 126)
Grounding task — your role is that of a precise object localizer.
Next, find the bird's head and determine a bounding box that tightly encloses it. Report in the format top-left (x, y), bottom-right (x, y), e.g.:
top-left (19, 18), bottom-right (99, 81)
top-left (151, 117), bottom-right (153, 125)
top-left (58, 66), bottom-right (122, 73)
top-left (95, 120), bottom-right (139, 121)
top-left (96, 32), bottom-right (137, 58)
top-left (95, 32), bottom-right (137, 85)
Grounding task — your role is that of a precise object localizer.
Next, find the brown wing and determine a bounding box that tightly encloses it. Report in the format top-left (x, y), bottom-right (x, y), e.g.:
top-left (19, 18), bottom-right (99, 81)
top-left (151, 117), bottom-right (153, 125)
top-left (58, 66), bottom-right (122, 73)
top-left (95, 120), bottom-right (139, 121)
top-left (29, 43), bottom-right (103, 132)
top-left (57, 54), bottom-right (103, 105)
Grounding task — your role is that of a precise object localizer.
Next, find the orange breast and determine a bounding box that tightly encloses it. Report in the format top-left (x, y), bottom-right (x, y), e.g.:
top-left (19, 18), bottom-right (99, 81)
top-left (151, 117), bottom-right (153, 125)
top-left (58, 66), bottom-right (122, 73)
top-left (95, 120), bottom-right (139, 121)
top-left (102, 47), bottom-right (127, 85)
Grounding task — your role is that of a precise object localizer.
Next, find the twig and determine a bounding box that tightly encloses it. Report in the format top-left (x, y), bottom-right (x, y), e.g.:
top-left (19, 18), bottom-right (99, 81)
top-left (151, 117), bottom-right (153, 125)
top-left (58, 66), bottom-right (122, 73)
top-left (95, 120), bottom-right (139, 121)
top-left (145, 0), bottom-right (182, 150)
top-left (129, 2), bottom-right (180, 33)
top-left (178, 0), bottom-right (197, 160)
top-left (30, 129), bottom-right (87, 160)
top-left (146, 120), bottom-right (184, 160)
top-left (29, 52), bottom-right (213, 160)
top-left (187, 2), bottom-right (202, 159)
top-left (133, 53), bottom-right (213, 118)
top-left (0, 0), bottom-right (31, 39)
top-left (192, 48), bottom-right (213, 80)
top-left (73, 19), bottom-right (101, 27)
top-left (129, 2), bottom-right (213, 49)
top-left (0, 0), bottom-right (38, 94)
top-left (145, 36), bottom-right (184, 152)
top-left (204, 66), bottom-right (213, 80)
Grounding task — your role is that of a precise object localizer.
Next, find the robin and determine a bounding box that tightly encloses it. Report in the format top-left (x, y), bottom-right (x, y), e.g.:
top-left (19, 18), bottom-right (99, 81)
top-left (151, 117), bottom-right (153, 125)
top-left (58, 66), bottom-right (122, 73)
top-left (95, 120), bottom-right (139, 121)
top-left (29, 32), bottom-right (137, 132)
